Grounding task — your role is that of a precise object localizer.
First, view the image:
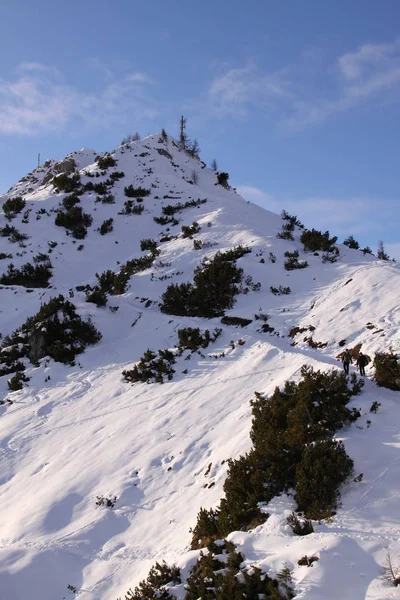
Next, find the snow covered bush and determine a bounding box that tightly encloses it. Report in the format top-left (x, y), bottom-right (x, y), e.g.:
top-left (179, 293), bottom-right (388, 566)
top-left (373, 351), bottom-right (400, 391)
top-left (119, 561), bottom-right (180, 600)
top-left (185, 541), bottom-right (287, 599)
top-left (286, 511), bottom-right (314, 535)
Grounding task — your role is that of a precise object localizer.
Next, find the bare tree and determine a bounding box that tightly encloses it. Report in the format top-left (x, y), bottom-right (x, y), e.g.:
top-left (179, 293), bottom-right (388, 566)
top-left (377, 240), bottom-right (390, 261)
top-left (210, 158), bottom-right (218, 172)
top-left (121, 132), bottom-right (141, 145)
top-left (187, 138), bottom-right (200, 158)
top-left (191, 170), bottom-right (198, 185)
top-left (383, 551), bottom-right (400, 586)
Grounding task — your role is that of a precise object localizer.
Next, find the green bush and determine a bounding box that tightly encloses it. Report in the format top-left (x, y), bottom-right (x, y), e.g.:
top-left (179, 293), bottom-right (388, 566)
top-left (181, 221), bottom-right (201, 238)
top-left (0, 261), bottom-right (52, 287)
top-left (124, 185), bottom-right (151, 198)
top-left (300, 229), bottom-right (337, 253)
top-left (162, 198), bottom-right (207, 216)
top-left (55, 205), bottom-right (92, 239)
top-left (177, 327), bottom-right (221, 351)
top-left (109, 170), bottom-right (125, 181)
top-left (3, 196), bottom-right (26, 219)
top-left (161, 248), bottom-right (246, 318)
top-left (284, 250), bottom-right (308, 271)
top-left (185, 542), bottom-right (286, 600)
top-left (277, 230), bottom-right (294, 241)
top-left (52, 173), bottom-right (81, 193)
top-left (98, 218), bottom-right (113, 235)
top-left (343, 235), bottom-right (359, 249)
top-left (86, 287), bottom-right (107, 307)
top-left (286, 512), bottom-right (314, 535)
top-left (0, 253), bottom-right (12, 260)
top-left (140, 238), bottom-right (157, 252)
top-left (0, 295), bottom-right (102, 375)
top-left (270, 286), bottom-right (291, 295)
top-left (120, 560), bottom-right (180, 600)
top-left (216, 172), bottom-right (229, 188)
top-left (122, 348), bottom-right (176, 384)
top-left (373, 351), bottom-right (400, 391)
top-left (96, 193), bottom-right (115, 204)
top-left (7, 371), bottom-right (30, 391)
top-left (281, 210), bottom-right (304, 229)
top-left (295, 439), bottom-right (354, 519)
top-left (96, 154), bottom-right (117, 169)
top-left (220, 316), bottom-right (252, 327)
top-left (153, 215), bottom-right (180, 226)
top-left (119, 200), bottom-right (144, 215)
top-left (62, 193), bottom-right (80, 210)
top-left (0, 225), bottom-right (29, 243)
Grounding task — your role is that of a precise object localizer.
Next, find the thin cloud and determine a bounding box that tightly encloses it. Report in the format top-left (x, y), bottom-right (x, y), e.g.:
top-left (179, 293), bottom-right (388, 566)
top-left (207, 39), bottom-right (400, 130)
top-left (237, 184), bottom-right (396, 238)
top-left (208, 64), bottom-right (290, 118)
top-left (0, 63), bottom-right (158, 136)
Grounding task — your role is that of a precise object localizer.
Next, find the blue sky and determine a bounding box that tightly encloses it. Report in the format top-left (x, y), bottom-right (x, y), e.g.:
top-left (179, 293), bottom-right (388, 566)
top-left (1, 0), bottom-right (399, 258)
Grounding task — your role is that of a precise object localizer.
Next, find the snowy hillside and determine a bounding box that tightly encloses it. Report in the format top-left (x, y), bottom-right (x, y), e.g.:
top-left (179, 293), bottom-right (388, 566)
top-left (0, 133), bottom-right (400, 600)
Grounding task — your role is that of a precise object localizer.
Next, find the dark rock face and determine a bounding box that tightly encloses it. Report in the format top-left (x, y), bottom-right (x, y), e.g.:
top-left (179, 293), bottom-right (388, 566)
top-left (28, 330), bottom-right (47, 363)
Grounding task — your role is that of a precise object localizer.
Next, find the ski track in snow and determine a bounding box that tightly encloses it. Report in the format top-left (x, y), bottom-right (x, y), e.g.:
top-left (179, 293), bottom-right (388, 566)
top-left (0, 135), bottom-right (399, 599)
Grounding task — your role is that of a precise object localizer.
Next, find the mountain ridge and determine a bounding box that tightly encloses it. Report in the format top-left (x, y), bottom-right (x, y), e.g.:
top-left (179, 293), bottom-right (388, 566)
top-left (0, 133), bottom-right (399, 599)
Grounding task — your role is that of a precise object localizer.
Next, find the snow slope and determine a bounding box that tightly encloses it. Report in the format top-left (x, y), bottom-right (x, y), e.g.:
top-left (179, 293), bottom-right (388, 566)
top-left (0, 134), bottom-right (399, 599)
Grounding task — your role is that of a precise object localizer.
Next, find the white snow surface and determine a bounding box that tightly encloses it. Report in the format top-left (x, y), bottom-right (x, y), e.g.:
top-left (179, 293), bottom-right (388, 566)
top-left (0, 134), bottom-right (399, 599)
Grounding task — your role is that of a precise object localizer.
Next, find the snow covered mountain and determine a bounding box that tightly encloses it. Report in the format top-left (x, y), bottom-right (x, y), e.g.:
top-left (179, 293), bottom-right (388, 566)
top-left (0, 133), bottom-right (399, 600)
